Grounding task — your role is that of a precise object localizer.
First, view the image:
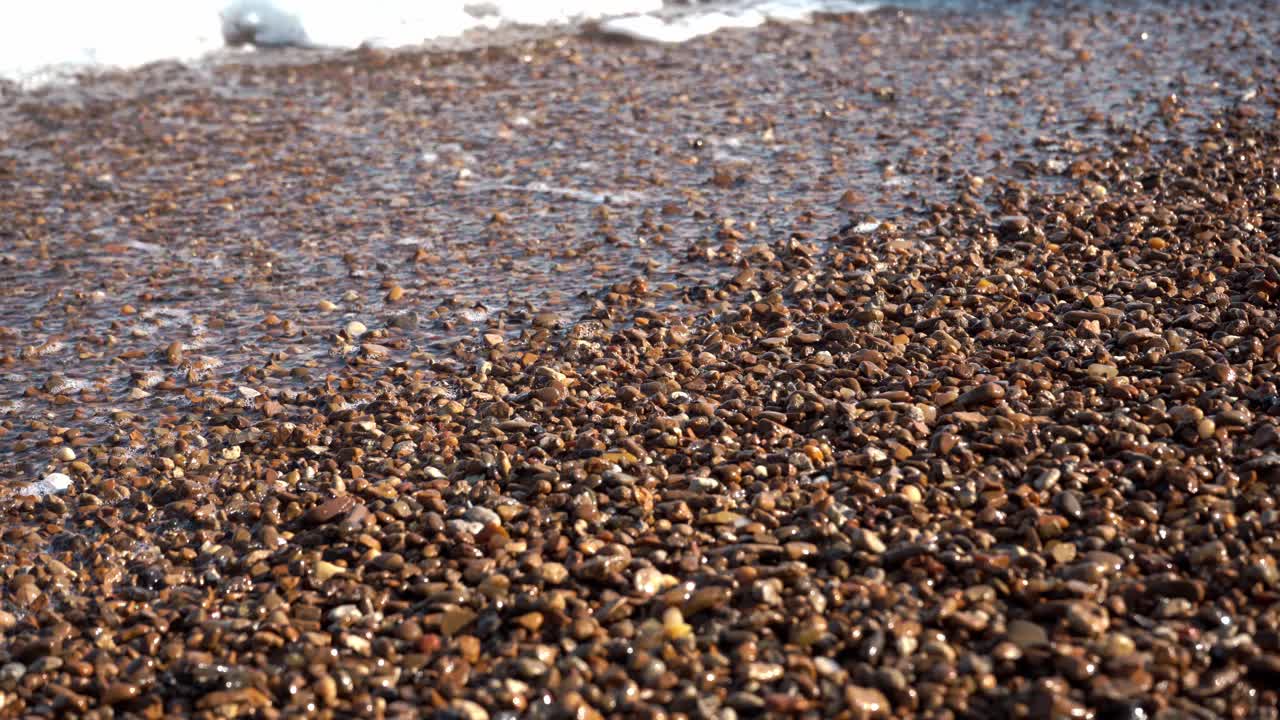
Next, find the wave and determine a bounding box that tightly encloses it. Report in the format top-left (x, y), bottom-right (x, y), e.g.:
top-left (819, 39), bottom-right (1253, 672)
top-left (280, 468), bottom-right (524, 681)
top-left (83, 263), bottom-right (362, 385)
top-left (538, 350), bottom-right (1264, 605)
top-left (1, 0), bottom-right (886, 88)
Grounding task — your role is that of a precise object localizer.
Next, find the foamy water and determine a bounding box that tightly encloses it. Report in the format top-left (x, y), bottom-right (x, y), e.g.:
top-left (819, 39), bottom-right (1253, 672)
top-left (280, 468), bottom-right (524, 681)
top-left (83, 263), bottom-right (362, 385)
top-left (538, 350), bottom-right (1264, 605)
top-left (0, 0), bottom-right (880, 88)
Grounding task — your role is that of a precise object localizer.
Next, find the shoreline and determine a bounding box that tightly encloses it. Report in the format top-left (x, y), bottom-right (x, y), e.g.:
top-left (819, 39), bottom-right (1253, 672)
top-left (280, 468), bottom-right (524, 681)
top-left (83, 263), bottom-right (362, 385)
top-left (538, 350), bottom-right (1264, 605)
top-left (2, 2), bottom-right (1280, 717)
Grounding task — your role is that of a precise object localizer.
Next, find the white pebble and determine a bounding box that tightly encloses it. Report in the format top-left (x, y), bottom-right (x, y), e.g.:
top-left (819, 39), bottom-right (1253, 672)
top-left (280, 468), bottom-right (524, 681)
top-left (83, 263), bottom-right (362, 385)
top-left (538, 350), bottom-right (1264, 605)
top-left (19, 473), bottom-right (72, 497)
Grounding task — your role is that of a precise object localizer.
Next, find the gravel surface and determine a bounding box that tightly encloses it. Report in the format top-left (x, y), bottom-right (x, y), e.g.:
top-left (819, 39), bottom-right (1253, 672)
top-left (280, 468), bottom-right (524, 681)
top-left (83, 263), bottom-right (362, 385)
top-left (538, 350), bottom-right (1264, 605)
top-left (2, 2), bottom-right (1279, 718)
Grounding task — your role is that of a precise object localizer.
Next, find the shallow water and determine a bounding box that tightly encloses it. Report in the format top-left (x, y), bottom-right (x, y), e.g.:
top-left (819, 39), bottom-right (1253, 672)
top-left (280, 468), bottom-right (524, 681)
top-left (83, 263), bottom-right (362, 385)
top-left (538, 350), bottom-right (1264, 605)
top-left (1, 1), bottom-right (1274, 481)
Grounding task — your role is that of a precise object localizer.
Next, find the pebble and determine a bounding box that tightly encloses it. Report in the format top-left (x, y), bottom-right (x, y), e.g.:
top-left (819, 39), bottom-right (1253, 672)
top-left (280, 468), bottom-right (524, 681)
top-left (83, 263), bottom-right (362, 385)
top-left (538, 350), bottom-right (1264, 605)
top-left (844, 686), bottom-right (891, 719)
top-left (464, 506), bottom-right (502, 527)
top-left (956, 382), bottom-right (1005, 408)
top-left (1006, 620), bottom-right (1049, 649)
top-left (305, 495), bottom-right (356, 525)
top-left (633, 567), bottom-right (669, 596)
top-left (101, 683), bottom-right (140, 705)
top-left (857, 530), bottom-right (887, 554)
top-left (441, 609), bottom-right (477, 637)
top-left (1065, 601), bottom-right (1109, 636)
top-left (451, 699), bottom-right (489, 720)
top-left (540, 563), bottom-right (568, 584)
top-left (18, 472), bottom-right (72, 497)
top-left (0, 663), bottom-right (25, 684)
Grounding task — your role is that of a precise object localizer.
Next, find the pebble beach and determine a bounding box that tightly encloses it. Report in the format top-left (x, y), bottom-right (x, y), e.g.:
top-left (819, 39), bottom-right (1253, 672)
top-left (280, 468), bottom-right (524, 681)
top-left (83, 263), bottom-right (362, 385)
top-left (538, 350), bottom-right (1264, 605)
top-left (2, 1), bottom-right (1280, 718)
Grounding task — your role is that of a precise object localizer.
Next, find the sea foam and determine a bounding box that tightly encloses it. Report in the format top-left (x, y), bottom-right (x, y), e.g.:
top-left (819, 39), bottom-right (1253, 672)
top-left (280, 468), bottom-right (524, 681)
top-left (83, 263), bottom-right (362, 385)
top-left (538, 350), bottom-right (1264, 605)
top-left (1, 0), bottom-right (881, 88)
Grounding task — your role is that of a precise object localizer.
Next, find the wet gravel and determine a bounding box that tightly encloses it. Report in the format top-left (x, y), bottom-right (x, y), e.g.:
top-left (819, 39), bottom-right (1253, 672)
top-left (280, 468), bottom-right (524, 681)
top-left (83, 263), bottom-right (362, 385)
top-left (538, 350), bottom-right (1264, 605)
top-left (3, 1), bottom-right (1280, 718)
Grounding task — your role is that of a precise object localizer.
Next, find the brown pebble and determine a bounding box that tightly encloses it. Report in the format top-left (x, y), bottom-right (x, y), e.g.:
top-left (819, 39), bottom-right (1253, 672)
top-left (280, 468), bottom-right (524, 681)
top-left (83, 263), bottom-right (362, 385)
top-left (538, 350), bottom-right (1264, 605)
top-left (956, 382), bottom-right (1006, 408)
top-left (305, 495), bottom-right (357, 525)
top-left (844, 686), bottom-right (891, 719)
top-left (101, 683), bottom-right (141, 705)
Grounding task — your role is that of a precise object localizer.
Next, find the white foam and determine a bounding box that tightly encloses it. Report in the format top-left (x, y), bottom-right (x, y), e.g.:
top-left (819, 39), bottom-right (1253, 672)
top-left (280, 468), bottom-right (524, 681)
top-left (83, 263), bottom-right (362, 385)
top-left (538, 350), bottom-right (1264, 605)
top-left (19, 473), bottom-right (73, 497)
top-left (596, 9), bottom-right (767, 44)
top-left (597, 1), bottom-right (880, 43)
top-left (0, 1), bottom-right (228, 87)
top-left (483, 180), bottom-right (647, 205)
top-left (459, 307), bottom-right (490, 323)
top-left (2, 1), bottom-right (881, 88)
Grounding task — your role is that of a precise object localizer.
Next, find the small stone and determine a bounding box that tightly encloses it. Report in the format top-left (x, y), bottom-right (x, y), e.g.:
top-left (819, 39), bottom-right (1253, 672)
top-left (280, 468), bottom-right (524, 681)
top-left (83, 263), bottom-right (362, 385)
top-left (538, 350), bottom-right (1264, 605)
top-left (539, 562), bottom-right (568, 585)
top-left (1147, 577), bottom-right (1206, 602)
top-left (747, 662), bottom-right (784, 682)
top-left (1197, 418), bottom-right (1216, 439)
top-left (845, 686), bottom-right (891, 719)
top-left (305, 495), bottom-right (356, 525)
top-left (728, 692), bottom-right (766, 712)
top-left (1087, 362), bottom-right (1119, 380)
top-left (196, 688), bottom-right (271, 710)
top-left (478, 575), bottom-right (510, 598)
top-left (857, 530), bottom-right (886, 554)
top-left (753, 578), bottom-right (783, 606)
top-left (1250, 556), bottom-right (1280, 586)
top-left (464, 506), bottom-right (501, 527)
top-left (54, 446), bottom-right (75, 461)
top-left (1065, 601), bottom-right (1109, 636)
top-left (1101, 632), bottom-right (1136, 658)
top-left (574, 554), bottom-right (628, 581)
top-left (956, 382), bottom-right (1005, 408)
top-left (683, 586), bottom-right (732, 615)
top-left (1055, 490), bottom-right (1083, 520)
top-left (328, 604), bottom-right (363, 625)
top-left (101, 683), bottom-right (141, 705)
top-left (1193, 666), bottom-right (1241, 698)
top-left (450, 699), bottom-right (489, 720)
top-left (315, 675), bottom-right (338, 706)
top-left (0, 663), bottom-right (25, 684)
top-left (689, 475), bottom-right (719, 492)
top-left (633, 567), bottom-right (670, 596)
top-left (314, 561), bottom-right (345, 582)
top-left (345, 320), bottom-right (368, 338)
top-left (388, 311), bottom-right (420, 330)
top-left (785, 541), bottom-right (818, 560)
top-left (514, 612), bottom-right (544, 632)
top-left (342, 634), bottom-right (371, 654)
top-left (18, 473), bottom-right (72, 497)
top-left (1048, 541), bottom-right (1077, 564)
top-left (30, 656), bottom-right (62, 674)
top-left (1190, 541), bottom-right (1228, 568)
top-left (662, 608), bottom-right (692, 640)
top-left (1006, 619), bottom-right (1049, 649)
top-left (441, 608), bottom-right (477, 636)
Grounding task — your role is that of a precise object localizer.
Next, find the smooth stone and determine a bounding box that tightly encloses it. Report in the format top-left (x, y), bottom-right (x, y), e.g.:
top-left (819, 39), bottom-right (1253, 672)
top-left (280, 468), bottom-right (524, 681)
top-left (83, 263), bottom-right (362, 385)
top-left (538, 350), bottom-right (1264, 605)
top-left (305, 495), bottom-right (357, 525)
top-left (1006, 619), bottom-right (1049, 649)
